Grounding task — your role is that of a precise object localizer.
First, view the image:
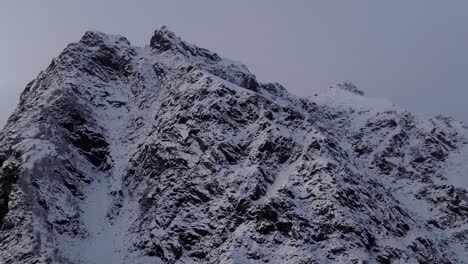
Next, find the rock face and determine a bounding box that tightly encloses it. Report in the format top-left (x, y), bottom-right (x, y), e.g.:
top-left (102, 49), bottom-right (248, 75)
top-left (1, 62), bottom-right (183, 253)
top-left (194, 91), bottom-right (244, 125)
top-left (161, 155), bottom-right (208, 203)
top-left (1, 27), bottom-right (468, 264)
top-left (332, 82), bottom-right (364, 96)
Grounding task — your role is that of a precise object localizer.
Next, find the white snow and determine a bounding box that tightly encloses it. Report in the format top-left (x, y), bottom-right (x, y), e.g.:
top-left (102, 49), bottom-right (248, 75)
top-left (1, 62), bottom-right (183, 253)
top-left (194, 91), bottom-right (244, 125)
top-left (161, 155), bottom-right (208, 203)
top-left (444, 143), bottom-right (468, 190)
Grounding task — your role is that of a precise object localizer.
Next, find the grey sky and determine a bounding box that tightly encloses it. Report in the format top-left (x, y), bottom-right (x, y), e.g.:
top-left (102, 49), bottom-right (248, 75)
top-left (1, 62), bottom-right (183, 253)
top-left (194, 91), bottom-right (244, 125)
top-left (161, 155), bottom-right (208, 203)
top-left (1, 0), bottom-right (467, 129)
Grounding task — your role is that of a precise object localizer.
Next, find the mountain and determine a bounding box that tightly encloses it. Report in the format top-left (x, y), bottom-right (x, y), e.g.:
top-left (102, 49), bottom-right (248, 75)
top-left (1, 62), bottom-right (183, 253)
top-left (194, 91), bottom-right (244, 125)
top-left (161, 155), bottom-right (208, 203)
top-left (1, 26), bottom-right (468, 264)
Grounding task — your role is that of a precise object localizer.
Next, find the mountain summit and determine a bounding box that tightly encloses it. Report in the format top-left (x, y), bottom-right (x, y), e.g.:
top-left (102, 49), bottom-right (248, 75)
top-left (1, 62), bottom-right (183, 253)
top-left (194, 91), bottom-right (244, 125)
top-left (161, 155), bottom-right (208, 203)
top-left (1, 27), bottom-right (468, 264)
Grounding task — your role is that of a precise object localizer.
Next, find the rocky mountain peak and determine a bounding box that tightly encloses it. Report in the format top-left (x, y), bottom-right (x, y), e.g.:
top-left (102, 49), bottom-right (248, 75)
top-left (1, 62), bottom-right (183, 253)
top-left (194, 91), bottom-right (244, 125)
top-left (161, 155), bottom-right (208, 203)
top-left (332, 81), bottom-right (365, 96)
top-left (1, 28), bottom-right (468, 264)
top-left (80, 30), bottom-right (131, 48)
top-left (150, 26), bottom-right (259, 92)
top-left (149, 26), bottom-right (180, 52)
top-left (149, 25), bottom-right (220, 62)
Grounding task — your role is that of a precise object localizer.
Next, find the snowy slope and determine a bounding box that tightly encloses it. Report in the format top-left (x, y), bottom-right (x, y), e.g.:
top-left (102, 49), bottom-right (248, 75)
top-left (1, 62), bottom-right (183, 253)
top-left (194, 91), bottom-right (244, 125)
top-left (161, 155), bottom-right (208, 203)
top-left (0, 27), bottom-right (468, 264)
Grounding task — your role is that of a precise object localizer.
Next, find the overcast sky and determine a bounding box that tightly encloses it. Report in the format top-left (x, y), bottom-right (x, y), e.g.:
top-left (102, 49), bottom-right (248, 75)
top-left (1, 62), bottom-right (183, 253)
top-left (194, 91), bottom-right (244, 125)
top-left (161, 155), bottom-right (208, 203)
top-left (1, 0), bottom-right (467, 128)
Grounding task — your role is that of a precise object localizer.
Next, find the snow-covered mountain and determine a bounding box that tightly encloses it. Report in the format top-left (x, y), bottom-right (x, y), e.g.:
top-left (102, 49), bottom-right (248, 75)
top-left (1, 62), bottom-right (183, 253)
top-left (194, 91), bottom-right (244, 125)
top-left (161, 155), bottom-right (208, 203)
top-left (1, 26), bottom-right (468, 264)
